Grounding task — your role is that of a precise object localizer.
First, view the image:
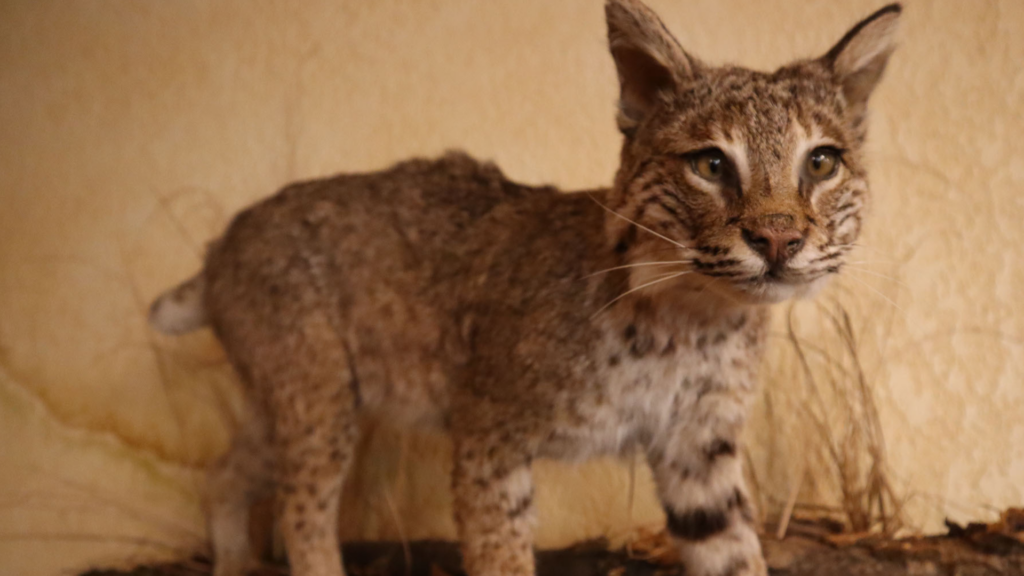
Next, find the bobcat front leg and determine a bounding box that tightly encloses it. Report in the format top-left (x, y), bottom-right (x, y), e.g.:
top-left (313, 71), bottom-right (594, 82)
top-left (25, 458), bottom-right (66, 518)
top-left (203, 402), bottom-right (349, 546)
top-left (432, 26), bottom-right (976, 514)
top-left (451, 434), bottom-right (536, 576)
top-left (649, 393), bottom-right (766, 576)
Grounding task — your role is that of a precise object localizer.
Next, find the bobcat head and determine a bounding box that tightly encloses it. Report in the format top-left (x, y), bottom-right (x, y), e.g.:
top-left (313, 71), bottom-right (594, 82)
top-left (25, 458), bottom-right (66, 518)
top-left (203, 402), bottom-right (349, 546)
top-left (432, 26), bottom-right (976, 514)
top-left (604, 0), bottom-right (900, 305)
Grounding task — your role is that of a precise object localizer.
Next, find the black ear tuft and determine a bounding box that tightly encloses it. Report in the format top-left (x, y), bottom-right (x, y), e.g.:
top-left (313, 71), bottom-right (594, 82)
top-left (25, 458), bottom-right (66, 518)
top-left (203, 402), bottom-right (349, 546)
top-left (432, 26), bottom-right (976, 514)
top-left (821, 4), bottom-right (902, 113)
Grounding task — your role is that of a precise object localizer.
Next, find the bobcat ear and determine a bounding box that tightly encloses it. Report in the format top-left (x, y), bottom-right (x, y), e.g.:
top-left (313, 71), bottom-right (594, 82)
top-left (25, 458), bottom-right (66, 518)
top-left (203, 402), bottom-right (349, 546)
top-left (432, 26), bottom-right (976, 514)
top-left (606, 0), bottom-right (695, 136)
top-left (822, 4), bottom-right (902, 114)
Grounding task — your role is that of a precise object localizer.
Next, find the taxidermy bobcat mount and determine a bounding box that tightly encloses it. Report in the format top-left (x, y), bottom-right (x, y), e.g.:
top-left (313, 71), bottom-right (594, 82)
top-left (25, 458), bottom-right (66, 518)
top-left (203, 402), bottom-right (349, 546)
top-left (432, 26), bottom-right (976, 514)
top-left (149, 1), bottom-right (901, 575)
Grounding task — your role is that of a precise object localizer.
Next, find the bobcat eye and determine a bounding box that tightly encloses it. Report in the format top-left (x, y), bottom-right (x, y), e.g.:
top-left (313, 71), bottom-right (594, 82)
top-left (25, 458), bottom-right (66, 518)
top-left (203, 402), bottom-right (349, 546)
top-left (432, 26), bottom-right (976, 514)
top-left (805, 147), bottom-right (841, 181)
top-left (690, 149), bottom-right (727, 181)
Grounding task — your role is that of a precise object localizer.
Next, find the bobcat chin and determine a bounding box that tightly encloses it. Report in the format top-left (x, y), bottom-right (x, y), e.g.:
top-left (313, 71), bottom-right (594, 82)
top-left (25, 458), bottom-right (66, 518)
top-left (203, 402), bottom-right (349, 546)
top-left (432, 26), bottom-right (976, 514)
top-left (150, 2), bottom-right (900, 575)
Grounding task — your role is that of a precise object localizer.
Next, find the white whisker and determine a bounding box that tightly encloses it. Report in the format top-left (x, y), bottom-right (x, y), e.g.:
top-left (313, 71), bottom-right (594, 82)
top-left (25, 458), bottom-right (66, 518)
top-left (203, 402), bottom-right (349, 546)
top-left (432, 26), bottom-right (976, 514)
top-left (841, 273), bottom-right (906, 314)
top-left (692, 274), bottom-right (742, 306)
top-left (842, 266), bottom-right (910, 290)
top-left (844, 260), bottom-right (899, 266)
top-left (591, 270), bottom-right (691, 319)
top-left (582, 260), bottom-right (692, 279)
top-left (831, 243), bottom-right (901, 265)
top-left (587, 194), bottom-right (694, 253)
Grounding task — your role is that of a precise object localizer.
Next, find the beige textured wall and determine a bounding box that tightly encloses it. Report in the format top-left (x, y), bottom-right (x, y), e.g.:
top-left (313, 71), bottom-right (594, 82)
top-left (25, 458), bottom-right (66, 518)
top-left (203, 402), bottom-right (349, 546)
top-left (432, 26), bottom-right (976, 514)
top-left (1, 1), bottom-right (1022, 575)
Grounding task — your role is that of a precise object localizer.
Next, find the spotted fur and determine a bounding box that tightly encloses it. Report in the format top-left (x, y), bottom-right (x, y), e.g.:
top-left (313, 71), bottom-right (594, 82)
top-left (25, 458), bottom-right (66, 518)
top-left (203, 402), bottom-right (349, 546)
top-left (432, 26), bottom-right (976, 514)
top-left (149, 2), bottom-right (900, 576)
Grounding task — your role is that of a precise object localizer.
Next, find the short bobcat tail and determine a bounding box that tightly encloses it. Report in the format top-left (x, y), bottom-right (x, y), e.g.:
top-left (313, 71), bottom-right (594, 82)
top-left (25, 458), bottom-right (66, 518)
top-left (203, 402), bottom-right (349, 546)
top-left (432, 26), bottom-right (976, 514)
top-left (148, 273), bottom-right (209, 335)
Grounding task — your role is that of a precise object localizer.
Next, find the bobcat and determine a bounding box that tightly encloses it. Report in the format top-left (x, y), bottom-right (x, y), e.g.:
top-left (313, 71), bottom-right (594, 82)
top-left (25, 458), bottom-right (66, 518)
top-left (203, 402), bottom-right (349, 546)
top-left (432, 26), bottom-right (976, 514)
top-left (148, 1), bottom-right (901, 575)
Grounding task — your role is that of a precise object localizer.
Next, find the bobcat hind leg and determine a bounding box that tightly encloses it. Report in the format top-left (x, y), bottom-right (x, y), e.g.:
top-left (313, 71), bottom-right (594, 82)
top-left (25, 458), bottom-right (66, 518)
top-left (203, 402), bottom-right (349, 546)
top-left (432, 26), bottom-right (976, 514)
top-left (206, 412), bottom-right (273, 576)
top-left (261, 313), bottom-right (361, 576)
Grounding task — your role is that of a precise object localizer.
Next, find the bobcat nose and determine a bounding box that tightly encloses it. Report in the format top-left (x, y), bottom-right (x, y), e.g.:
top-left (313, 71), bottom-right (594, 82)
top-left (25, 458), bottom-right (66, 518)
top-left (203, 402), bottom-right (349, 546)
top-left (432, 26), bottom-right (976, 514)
top-left (742, 227), bottom-right (806, 268)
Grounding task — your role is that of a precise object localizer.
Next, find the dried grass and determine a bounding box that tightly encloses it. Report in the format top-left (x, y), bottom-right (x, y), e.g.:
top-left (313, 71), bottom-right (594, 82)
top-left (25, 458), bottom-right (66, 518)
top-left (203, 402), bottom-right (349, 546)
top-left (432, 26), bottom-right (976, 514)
top-left (770, 297), bottom-right (907, 536)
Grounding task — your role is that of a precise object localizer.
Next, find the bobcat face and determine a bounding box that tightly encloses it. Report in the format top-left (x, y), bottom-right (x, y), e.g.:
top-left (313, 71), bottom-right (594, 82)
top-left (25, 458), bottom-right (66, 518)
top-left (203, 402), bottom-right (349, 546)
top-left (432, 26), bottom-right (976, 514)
top-left (605, 0), bottom-right (898, 305)
top-left (618, 66), bottom-right (870, 304)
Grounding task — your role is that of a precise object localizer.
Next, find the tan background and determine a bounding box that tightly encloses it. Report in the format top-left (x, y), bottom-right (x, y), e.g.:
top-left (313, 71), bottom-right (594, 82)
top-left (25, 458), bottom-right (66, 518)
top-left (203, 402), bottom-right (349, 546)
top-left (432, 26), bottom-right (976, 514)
top-left (1, 1), bottom-right (1022, 575)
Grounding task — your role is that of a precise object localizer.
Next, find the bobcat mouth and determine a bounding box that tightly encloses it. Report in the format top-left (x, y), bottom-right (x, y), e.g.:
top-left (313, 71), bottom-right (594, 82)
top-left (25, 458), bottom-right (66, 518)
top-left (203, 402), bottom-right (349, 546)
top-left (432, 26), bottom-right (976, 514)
top-left (723, 263), bottom-right (836, 304)
top-left (748, 267), bottom-right (810, 287)
top-left (692, 259), bottom-right (802, 286)
top-left (762, 268), bottom-right (799, 283)
top-left (689, 261), bottom-right (804, 293)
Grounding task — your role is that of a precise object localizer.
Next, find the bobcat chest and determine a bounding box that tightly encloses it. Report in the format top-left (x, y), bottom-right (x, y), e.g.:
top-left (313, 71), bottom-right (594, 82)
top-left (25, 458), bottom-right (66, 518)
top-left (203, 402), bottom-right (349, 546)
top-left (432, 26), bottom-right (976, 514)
top-left (539, 309), bottom-right (763, 460)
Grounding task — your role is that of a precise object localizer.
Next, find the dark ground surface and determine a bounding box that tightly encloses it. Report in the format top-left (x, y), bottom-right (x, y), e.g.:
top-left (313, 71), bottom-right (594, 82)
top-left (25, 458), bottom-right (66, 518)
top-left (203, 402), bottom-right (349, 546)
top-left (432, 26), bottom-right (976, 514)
top-left (82, 517), bottom-right (1024, 576)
